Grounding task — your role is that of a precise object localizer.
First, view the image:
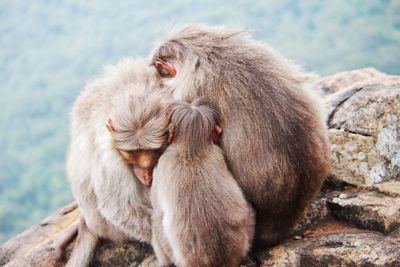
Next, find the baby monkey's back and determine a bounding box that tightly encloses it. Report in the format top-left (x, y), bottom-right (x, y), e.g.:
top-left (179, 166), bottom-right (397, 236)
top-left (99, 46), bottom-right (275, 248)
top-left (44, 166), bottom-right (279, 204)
top-left (151, 97), bottom-right (255, 267)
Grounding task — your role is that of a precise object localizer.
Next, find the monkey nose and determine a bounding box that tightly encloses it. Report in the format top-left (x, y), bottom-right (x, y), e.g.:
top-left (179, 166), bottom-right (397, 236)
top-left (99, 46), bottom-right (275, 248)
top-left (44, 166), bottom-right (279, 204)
top-left (143, 174), bottom-right (151, 183)
top-left (133, 166), bottom-right (153, 187)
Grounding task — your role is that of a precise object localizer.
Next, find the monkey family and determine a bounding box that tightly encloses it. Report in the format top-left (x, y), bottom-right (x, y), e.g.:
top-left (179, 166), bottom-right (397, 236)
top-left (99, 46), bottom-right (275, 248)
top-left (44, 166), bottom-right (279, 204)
top-left (58, 24), bottom-right (330, 267)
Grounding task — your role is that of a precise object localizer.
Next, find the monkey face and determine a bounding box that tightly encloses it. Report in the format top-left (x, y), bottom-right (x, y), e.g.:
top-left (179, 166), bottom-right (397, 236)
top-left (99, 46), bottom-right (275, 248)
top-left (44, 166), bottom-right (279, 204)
top-left (105, 98), bottom-right (170, 187)
top-left (118, 148), bottom-right (164, 186)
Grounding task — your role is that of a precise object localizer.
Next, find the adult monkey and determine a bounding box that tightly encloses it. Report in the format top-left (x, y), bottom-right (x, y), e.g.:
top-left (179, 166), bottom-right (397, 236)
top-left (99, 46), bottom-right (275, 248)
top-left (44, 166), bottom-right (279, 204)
top-left (57, 58), bottom-right (170, 266)
top-left (151, 24), bottom-right (330, 247)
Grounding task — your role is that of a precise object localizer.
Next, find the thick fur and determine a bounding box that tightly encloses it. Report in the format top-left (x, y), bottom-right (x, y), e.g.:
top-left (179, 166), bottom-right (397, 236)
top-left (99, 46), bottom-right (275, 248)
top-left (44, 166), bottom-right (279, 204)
top-left (66, 58), bottom-right (169, 266)
top-left (151, 24), bottom-right (331, 246)
top-left (151, 99), bottom-right (255, 267)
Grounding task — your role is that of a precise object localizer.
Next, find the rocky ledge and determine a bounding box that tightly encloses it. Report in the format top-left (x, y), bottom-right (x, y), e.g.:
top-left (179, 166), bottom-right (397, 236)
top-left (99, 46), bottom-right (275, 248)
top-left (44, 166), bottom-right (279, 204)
top-left (1, 68), bottom-right (399, 267)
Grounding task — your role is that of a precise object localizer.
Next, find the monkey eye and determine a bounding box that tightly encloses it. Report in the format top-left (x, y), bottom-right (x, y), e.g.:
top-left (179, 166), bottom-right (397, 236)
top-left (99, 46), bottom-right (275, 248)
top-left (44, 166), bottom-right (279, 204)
top-left (155, 59), bottom-right (176, 78)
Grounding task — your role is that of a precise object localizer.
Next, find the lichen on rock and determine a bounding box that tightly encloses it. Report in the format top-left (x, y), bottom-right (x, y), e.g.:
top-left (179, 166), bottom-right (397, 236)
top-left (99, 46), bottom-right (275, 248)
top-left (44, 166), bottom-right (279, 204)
top-left (326, 81), bottom-right (400, 186)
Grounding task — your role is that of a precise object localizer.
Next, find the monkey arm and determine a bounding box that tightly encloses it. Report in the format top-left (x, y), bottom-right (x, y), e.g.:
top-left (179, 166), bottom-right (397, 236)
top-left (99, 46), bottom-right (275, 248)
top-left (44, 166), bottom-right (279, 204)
top-left (54, 220), bottom-right (79, 262)
top-left (92, 154), bottom-right (152, 242)
top-left (67, 134), bottom-right (111, 234)
top-left (65, 218), bottom-right (98, 267)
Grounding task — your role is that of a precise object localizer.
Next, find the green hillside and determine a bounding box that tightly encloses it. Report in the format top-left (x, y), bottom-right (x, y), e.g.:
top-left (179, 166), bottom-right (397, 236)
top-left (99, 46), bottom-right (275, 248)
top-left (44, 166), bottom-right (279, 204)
top-left (1, 0), bottom-right (399, 243)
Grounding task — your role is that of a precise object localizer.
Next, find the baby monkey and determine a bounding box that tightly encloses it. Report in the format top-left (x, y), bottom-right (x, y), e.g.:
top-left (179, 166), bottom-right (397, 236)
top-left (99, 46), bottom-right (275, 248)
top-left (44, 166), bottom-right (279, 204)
top-left (151, 98), bottom-right (255, 267)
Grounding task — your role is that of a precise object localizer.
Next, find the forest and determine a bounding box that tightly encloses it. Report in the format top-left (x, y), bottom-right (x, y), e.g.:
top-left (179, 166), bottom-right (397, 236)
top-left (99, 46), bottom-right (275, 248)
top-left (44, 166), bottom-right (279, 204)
top-left (0, 0), bottom-right (399, 243)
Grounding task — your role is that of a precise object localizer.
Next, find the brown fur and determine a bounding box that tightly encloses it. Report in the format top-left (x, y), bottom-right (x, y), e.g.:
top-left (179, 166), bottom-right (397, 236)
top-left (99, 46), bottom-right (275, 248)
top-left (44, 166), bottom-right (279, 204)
top-left (151, 98), bottom-right (255, 267)
top-left (151, 24), bottom-right (330, 247)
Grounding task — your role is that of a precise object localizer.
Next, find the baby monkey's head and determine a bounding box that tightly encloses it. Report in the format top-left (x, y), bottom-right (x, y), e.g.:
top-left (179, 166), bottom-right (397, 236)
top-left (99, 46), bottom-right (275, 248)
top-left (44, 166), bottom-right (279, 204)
top-left (167, 97), bottom-right (222, 157)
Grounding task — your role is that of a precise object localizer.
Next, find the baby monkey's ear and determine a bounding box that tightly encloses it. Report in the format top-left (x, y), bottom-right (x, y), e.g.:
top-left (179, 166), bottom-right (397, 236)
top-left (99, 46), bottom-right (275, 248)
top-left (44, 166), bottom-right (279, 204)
top-left (167, 123), bottom-right (175, 144)
top-left (212, 125), bottom-right (222, 144)
top-left (106, 118), bottom-right (116, 133)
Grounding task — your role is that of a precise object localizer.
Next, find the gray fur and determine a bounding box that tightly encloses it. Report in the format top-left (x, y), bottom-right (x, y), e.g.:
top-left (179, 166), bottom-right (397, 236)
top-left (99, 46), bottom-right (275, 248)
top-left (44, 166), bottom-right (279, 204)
top-left (151, 99), bottom-right (254, 267)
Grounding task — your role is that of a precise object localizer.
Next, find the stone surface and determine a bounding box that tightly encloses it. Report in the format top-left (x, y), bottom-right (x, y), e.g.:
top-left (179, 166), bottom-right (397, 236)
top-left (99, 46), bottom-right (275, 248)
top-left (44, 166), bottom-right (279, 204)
top-left (0, 203), bottom-right (151, 267)
top-left (292, 191), bottom-right (330, 235)
top-left (3, 206), bottom-right (399, 267)
top-left (0, 202), bottom-right (79, 267)
top-left (327, 190), bottom-right (400, 234)
top-left (372, 180), bottom-right (400, 197)
top-left (137, 255), bottom-right (157, 267)
top-left (90, 241), bottom-right (152, 267)
top-left (313, 67), bottom-right (400, 94)
top-left (326, 83), bottom-right (400, 185)
top-left (3, 179), bottom-right (400, 267)
top-left (291, 178), bottom-right (351, 235)
top-left (260, 231), bottom-right (400, 267)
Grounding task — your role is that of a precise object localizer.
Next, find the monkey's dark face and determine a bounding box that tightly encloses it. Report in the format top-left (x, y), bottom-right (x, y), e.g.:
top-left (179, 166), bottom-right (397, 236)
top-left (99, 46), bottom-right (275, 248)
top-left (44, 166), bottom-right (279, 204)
top-left (118, 148), bottom-right (165, 186)
top-left (106, 115), bottom-right (169, 187)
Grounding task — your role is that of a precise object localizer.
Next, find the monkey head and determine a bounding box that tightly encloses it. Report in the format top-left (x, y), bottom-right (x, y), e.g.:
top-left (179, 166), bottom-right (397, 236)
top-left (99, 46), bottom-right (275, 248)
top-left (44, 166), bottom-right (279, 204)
top-left (152, 24), bottom-right (247, 100)
top-left (107, 91), bottom-right (170, 186)
top-left (166, 98), bottom-right (222, 154)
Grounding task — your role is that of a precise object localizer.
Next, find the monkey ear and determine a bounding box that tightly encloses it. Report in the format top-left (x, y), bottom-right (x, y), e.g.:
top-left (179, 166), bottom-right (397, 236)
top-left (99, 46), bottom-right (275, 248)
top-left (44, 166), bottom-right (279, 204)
top-left (106, 119), bottom-right (116, 133)
top-left (212, 125), bottom-right (222, 144)
top-left (167, 123), bottom-right (175, 144)
top-left (155, 59), bottom-right (177, 78)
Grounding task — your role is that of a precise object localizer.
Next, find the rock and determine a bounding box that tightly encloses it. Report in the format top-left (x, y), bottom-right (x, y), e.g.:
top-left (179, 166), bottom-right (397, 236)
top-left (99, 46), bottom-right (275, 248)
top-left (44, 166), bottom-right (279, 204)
top-left (327, 190), bottom-right (400, 234)
top-left (0, 202), bottom-right (79, 267)
top-left (326, 83), bottom-right (400, 186)
top-left (313, 67), bottom-right (400, 94)
top-left (292, 199), bottom-right (328, 234)
top-left (138, 255), bottom-right (157, 267)
top-left (3, 201), bottom-right (399, 267)
top-left (372, 180), bottom-right (400, 197)
top-left (0, 203), bottom-right (151, 267)
top-left (261, 231), bottom-right (400, 267)
top-left (292, 190), bottom-right (330, 234)
top-left (90, 241), bottom-right (153, 267)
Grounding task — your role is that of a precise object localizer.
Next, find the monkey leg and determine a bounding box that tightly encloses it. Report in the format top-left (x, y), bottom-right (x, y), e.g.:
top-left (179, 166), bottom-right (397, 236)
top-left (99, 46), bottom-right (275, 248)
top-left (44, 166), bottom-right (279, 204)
top-left (66, 218), bottom-right (98, 267)
top-left (91, 163), bottom-right (153, 242)
top-left (151, 214), bottom-right (174, 267)
top-left (54, 221), bottom-right (79, 262)
top-left (152, 236), bottom-right (173, 267)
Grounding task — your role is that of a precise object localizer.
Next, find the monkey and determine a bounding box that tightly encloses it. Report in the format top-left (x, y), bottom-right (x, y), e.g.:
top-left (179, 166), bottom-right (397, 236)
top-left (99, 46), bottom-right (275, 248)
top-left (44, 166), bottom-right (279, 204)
top-left (54, 220), bottom-right (79, 262)
top-left (59, 58), bottom-right (171, 267)
top-left (151, 98), bottom-right (255, 267)
top-left (150, 24), bottom-right (331, 247)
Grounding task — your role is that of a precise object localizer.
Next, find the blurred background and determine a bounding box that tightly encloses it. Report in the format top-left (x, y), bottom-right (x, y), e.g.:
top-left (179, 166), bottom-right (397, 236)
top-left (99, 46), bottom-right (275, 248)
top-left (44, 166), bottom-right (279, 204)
top-left (0, 0), bottom-right (399, 243)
